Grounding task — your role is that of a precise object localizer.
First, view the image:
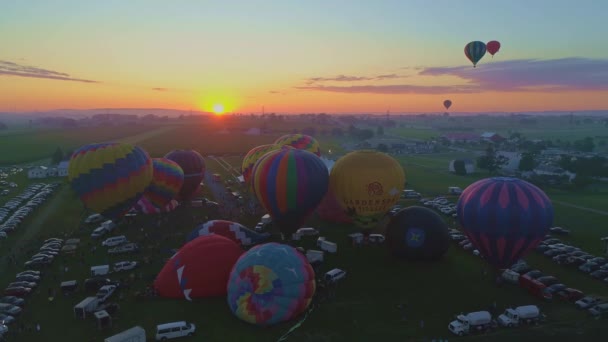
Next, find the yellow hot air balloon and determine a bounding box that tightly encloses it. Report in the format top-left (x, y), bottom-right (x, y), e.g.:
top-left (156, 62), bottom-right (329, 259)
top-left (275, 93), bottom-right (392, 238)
top-left (329, 150), bottom-right (406, 228)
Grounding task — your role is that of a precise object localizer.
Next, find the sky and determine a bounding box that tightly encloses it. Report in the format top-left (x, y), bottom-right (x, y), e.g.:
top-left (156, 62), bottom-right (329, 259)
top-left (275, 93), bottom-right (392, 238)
top-left (1, 0), bottom-right (607, 114)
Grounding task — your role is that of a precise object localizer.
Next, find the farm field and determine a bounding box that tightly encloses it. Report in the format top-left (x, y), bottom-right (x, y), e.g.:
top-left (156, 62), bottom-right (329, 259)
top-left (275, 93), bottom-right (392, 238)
top-left (1, 123), bottom-right (608, 342)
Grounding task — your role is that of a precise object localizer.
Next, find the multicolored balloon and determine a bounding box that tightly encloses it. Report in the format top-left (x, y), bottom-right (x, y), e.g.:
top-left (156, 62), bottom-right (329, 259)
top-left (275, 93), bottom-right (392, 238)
top-left (274, 134), bottom-right (321, 157)
top-left (386, 206), bottom-right (450, 261)
top-left (155, 235), bottom-right (243, 300)
top-left (134, 197), bottom-right (179, 215)
top-left (486, 40), bottom-right (501, 57)
top-left (142, 158), bottom-right (184, 209)
top-left (164, 150), bottom-right (206, 201)
top-left (186, 220), bottom-right (271, 247)
top-left (457, 177), bottom-right (554, 269)
top-left (227, 243), bottom-right (315, 326)
top-left (251, 147), bottom-right (329, 237)
top-left (464, 41), bottom-right (487, 67)
top-left (68, 142), bottom-right (153, 221)
top-left (241, 144), bottom-right (280, 184)
top-left (329, 150), bottom-right (405, 229)
top-left (443, 99), bottom-right (452, 110)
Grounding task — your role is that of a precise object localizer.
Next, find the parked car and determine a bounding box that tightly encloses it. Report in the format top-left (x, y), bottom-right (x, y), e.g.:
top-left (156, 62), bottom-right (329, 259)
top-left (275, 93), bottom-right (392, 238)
top-left (588, 303), bottom-right (608, 318)
top-left (588, 257), bottom-right (608, 266)
top-left (15, 274), bottom-right (40, 283)
top-left (537, 276), bottom-right (559, 286)
top-left (549, 227), bottom-right (570, 235)
top-left (0, 303), bottom-right (22, 316)
top-left (579, 262), bottom-right (600, 273)
top-left (96, 285), bottom-right (117, 302)
top-left (3, 287), bottom-right (31, 297)
top-left (108, 243), bottom-right (140, 255)
top-left (575, 296), bottom-right (604, 309)
top-left (0, 313), bottom-right (15, 325)
top-left (524, 270), bottom-right (543, 279)
top-left (0, 297), bottom-right (24, 307)
top-left (113, 261), bottom-right (138, 272)
top-left (555, 288), bottom-right (585, 302)
top-left (545, 283), bottom-right (568, 294)
top-left (84, 278), bottom-right (115, 292)
top-left (7, 281), bottom-right (37, 289)
top-left (16, 270), bottom-right (40, 277)
top-left (590, 270), bottom-right (608, 280)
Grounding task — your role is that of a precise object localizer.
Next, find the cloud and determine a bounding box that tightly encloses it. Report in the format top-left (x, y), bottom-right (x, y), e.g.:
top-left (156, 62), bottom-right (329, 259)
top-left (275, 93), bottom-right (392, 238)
top-left (305, 73), bottom-right (408, 84)
top-left (269, 90), bottom-right (280, 94)
top-left (419, 57), bottom-right (608, 92)
top-left (0, 60), bottom-right (99, 83)
top-left (152, 87), bottom-right (168, 91)
top-left (295, 84), bottom-right (479, 94)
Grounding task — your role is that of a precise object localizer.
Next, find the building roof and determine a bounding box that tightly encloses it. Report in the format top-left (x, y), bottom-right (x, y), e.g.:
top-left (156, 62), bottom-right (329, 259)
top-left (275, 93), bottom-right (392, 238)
top-left (58, 161), bottom-right (70, 169)
top-left (480, 132), bottom-right (497, 138)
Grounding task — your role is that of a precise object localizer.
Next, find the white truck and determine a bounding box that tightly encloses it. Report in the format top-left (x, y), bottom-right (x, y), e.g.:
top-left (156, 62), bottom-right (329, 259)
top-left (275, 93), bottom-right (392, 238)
top-left (498, 305), bottom-right (542, 327)
top-left (317, 238), bottom-right (337, 254)
top-left (104, 326), bottom-right (146, 342)
top-left (306, 250), bottom-right (324, 264)
top-left (74, 297), bottom-right (100, 319)
top-left (448, 311), bottom-right (493, 336)
top-left (101, 220), bottom-right (116, 232)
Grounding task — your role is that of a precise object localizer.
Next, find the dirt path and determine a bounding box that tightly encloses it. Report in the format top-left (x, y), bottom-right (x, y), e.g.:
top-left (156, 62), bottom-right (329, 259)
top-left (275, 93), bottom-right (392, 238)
top-left (552, 200), bottom-right (608, 216)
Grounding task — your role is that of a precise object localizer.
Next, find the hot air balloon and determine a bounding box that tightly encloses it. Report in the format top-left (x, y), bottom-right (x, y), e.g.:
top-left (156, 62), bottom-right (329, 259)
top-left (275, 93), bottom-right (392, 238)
top-left (68, 142), bottom-right (153, 221)
top-left (486, 40), bottom-right (501, 57)
top-left (251, 147), bottom-right (329, 237)
top-left (329, 150), bottom-right (405, 229)
top-left (457, 177), bottom-right (554, 269)
top-left (154, 235), bottom-right (243, 300)
top-left (386, 206), bottom-right (450, 261)
top-left (464, 41), bottom-right (487, 67)
top-left (164, 150), bottom-right (206, 201)
top-left (134, 197), bottom-right (179, 215)
top-left (274, 134), bottom-right (321, 157)
top-left (443, 100), bottom-right (452, 110)
top-left (226, 243), bottom-right (315, 326)
top-left (142, 158), bottom-right (184, 209)
top-left (241, 144), bottom-right (280, 184)
top-left (186, 220), bottom-right (271, 247)
top-left (316, 188), bottom-right (353, 224)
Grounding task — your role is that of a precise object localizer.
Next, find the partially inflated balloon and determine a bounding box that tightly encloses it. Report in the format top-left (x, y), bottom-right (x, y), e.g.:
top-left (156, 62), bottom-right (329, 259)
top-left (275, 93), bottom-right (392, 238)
top-left (443, 100), bottom-right (452, 110)
top-left (274, 134), bottom-right (321, 157)
top-left (252, 148), bottom-right (329, 237)
top-left (68, 143), bottom-right (153, 220)
top-left (143, 158), bottom-right (184, 209)
top-left (457, 177), bottom-right (553, 269)
top-left (155, 235), bottom-right (243, 300)
top-left (464, 41), bottom-right (487, 67)
top-left (330, 150), bottom-right (405, 229)
top-left (386, 206), bottom-right (450, 261)
top-left (227, 243), bottom-right (315, 326)
top-left (186, 220), bottom-right (271, 247)
top-left (134, 197), bottom-right (179, 215)
top-left (241, 144), bottom-right (280, 184)
top-left (164, 150), bottom-right (205, 200)
top-left (486, 40), bottom-right (501, 57)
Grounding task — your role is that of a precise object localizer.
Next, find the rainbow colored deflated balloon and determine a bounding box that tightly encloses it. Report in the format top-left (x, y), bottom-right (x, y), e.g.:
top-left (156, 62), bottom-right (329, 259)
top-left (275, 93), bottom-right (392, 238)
top-left (274, 134), bottom-right (321, 157)
top-left (457, 177), bottom-right (554, 269)
top-left (68, 142), bottom-right (153, 220)
top-left (241, 144), bottom-right (280, 184)
top-left (142, 158), bottom-right (184, 209)
top-left (227, 243), bottom-right (316, 326)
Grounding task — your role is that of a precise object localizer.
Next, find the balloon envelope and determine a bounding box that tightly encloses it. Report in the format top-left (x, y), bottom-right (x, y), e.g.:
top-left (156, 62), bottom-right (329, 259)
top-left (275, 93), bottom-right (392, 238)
top-left (464, 41), bottom-right (487, 67)
top-left (457, 177), bottom-right (553, 269)
top-left (330, 150), bottom-right (405, 229)
top-left (316, 187), bottom-right (353, 224)
top-left (68, 142), bottom-right (153, 221)
top-left (252, 148), bottom-right (329, 237)
top-left (143, 158), bottom-right (184, 209)
top-left (241, 144), bottom-right (280, 184)
top-left (154, 235), bottom-right (243, 299)
top-left (486, 40), bottom-right (501, 56)
top-left (186, 220), bottom-right (271, 247)
top-left (274, 134), bottom-right (321, 157)
top-left (386, 206), bottom-right (450, 261)
top-left (134, 197), bottom-right (179, 215)
top-left (227, 243), bottom-right (315, 326)
top-left (443, 100), bottom-right (452, 110)
top-left (164, 150), bottom-right (206, 200)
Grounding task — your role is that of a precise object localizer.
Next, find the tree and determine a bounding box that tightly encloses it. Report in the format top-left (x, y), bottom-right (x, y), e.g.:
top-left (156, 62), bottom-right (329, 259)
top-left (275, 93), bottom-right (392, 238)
top-left (376, 126), bottom-right (384, 136)
top-left (51, 147), bottom-right (64, 164)
top-left (331, 128), bottom-right (344, 137)
top-left (377, 143), bottom-right (388, 152)
top-left (476, 145), bottom-right (508, 174)
top-left (453, 160), bottom-right (467, 175)
top-left (518, 152), bottom-right (538, 171)
top-left (573, 137), bottom-right (595, 152)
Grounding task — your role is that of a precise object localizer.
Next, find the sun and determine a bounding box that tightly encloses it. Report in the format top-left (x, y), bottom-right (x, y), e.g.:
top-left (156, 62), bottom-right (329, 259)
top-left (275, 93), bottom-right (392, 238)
top-left (212, 104), bottom-right (225, 115)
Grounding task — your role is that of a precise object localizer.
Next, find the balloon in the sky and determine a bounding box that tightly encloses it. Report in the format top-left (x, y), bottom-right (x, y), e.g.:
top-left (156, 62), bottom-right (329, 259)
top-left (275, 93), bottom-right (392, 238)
top-left (142, 158), bottom-right (184, 209)
top-left (464, 41), bottom-right (487, 67)
top-left (386, 206), bottom-right (450, 261)
top-left (486, 40), bottom-right (501, 57)
top-left (164, 150), bottom-right (206, 200)
top-left (274, 134), bottom-right (321, 157)
top-left (316, 187), bottom-right (353, 224)
top-left (241, 144), bottom-right (280, 184)
top-left (227, 243), bottom-right (315, 326)
top-left (154, 235), bottom-right (243, 300)
top-left (457, 177), bottom-right (554, 269)
top-left (134, 197), bottom-right (179, 215)
top-left (186, 220), bottom-right (271, 247)
top-left (330, 150), bottom-right (405, 229)
top-left (443, 100), bottom-right (452, 110)
top-left (68, 142), bottom-right (153, 221)
top-left (251, 147), bottom-right (329, 237)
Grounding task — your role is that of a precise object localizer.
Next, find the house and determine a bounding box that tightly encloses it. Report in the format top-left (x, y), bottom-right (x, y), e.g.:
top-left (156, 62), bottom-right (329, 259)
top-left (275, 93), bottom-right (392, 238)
top-left (448, 159), bottom-right (475, 174)
top-left (46, 167), bottom-right (58, 177)
top-left (442, 133), bottom-right (479, 143)
top-left (58, 161), bottom-right (69, 177)
top-left (480, 132), bottom-right (506, 143)
top-left (28, 166), bottom-right (48, 179)
top-left (497, 151), bottom-right (521, 171)
top-left (245, 127), bottom-right (261, 135)
top-left (533, 165), bottom-right (576, 181)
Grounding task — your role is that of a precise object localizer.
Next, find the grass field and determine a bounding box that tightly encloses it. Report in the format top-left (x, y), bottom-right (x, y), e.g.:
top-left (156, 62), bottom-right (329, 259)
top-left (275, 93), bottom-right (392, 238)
top-left (2, 123), bottom-right (608, 341)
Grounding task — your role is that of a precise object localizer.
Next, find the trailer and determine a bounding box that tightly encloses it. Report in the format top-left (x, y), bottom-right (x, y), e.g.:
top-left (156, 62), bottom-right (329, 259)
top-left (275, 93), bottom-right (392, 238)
top-left (104, 326), bottom-right (146, 342)
top-left (74, 297), bottom-right (100, 319)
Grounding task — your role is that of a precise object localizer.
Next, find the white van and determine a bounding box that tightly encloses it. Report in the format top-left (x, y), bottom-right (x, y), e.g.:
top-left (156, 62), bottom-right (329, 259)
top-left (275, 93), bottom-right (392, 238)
top-left (91, 265), bottom-right (110, 277)
top-left (102, 236), bottom-right (127, 247)
top-left (85, 214), bottom-right (104, 224)
top-left (101, 220), bottom-right (116, 232)
top-left (324, 268), bottom-right (346, 283)
top-left (155, 321), bottom-right (196, 340)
